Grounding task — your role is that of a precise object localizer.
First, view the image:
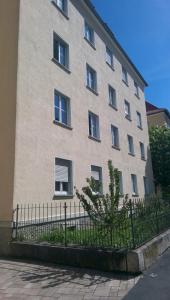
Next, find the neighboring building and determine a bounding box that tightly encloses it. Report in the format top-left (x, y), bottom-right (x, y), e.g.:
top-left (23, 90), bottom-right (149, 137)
top-left (146, 101), bottom-right (170, 128)
top-left (0, 0), bottom-right (154, 253)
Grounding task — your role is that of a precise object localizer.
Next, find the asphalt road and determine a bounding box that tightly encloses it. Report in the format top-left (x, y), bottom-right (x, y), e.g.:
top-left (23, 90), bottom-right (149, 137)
top-left (124, 248), bottom-right (170, 300)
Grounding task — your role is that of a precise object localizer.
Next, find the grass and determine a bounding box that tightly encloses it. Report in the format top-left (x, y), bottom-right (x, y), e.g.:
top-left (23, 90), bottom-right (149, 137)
top-left (16, 202), bottom-right (170, 250)
top-left (37, 224), bottom-right (132, 249)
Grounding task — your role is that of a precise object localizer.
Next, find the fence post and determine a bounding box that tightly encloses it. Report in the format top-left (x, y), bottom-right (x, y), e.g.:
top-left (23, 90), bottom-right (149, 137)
top-left (155, 198), bottom-right (159, 234)
top-left (64, 202), bottom-right (67, 247)
top-left (13, 204), bottom-right (19, 240)
top-left (129, 199), bottom-right (135, 249)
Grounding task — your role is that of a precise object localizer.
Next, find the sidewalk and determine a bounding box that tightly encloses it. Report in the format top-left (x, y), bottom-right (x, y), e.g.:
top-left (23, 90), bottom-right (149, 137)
top-left (124, 248), bottom-right (170, 300)
top-left (0, 258), bottom-right (140, 300)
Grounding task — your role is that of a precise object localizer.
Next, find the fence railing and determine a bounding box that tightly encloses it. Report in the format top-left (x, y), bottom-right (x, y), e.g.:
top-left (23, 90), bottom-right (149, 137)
top-left (12, 198), bottom-right (170, 250)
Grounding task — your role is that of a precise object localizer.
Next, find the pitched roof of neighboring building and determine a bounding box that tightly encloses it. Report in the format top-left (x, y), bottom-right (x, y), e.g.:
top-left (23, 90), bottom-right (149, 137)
top-left (83, 0), bottom-right (148, 87)
top-left (146, 101), bottom-right (170, 119)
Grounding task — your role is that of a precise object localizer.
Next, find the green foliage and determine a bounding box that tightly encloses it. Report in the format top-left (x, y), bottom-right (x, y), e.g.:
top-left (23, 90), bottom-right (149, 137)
top-left (75, 160), bottom-right (128, 227)
top-left (149, 126), bottom-right (170, 189)
top-left (38, 226), bottom-right (131, 248)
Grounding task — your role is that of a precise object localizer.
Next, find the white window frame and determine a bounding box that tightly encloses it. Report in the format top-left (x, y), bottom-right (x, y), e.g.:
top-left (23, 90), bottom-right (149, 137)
top-left (122, 66), bottom-right (128, 84)
top-left (91, 165), bottom-right (103, 195)
top-left (86, 64), bottom-right (97, 92)
top-left (131, 174), bottom-right (138, 196)
top-left (57, 0), bottom-right (64, 11)
top-left (134, 81), bottom-right (139, 98)
top-left (140, 142), bottom-right (145, 160)
top-left (89, 111), bottom-right (100, 140)
top-left (55, 158), bottom-right (72, 196)
top-left (124, 100), bottom-right (131, 120)
top-left (137, 111), bottom-right (142, 129)
top-left (111, 125), bottom-right (119, 148)
top-left (143, 176), bottom-right (149, 195)
top-left (84, 22), bottom-right (95, 45)
top-left (53, 33), bottom-right (69, 69)
top-left (109, 85), bottom-right (117, 108)
top-left (106, 47), bottom-right (114, 68)
top-left (54, 91), bottom-right (70, 126)
top-left (119, 171), bottom-right (124, 196)
top-left (128, 135), bottom-right (135, 155)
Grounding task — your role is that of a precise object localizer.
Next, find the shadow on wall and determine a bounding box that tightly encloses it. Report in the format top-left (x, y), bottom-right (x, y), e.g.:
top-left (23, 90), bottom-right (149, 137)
top-left (144, 146), bottom-right (155, 196)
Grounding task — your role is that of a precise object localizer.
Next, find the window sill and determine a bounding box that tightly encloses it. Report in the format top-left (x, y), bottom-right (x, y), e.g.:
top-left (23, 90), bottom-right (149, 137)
top-left (109, 103), bottom-right (118, 111)
top-left (122, 79), bottom-right (129, 87)
top-left (88, 135), bottom-right (101, 143)
top-left (51, 1), bottom-right (69, 19)
top-left (141, 157), bottom-right (146, 161)
top-left (53, 194), bottom-right (74, 200)
top-left (86, 85), bottom-right (98, 96)
top-left (112, 145), bottom-right (120, 151)
top-left (128, 152), bottom-right (135, 157)
top-left (125, 115), bottom-right (132, 122)
top-left (106, 61), bottom-right (115, 71)
top-left (135, 93), bottom-right (140, 99)
top-left (137, 125), bottom-right (143, 130)
top-left (132, 194), bottom-right (139, 197)
top-left (84, 37), bottom-right (96, 50)
top-left (52, 58), bottom-right (71, 74)
top-left (53, 120), bottom-right (73, 130)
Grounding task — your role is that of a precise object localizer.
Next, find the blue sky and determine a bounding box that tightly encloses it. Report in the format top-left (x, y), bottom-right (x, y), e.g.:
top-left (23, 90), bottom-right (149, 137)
top-left (91, 0), bottom-right (170, 110)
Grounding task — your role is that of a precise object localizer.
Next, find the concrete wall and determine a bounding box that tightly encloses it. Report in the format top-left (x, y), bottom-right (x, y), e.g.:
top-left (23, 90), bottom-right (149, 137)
top-left (12, 0), bottom-right (154, 207)
top-left (9, 228), bottom-right (170, 273)
top-left (0, 0), bottom-right (20, 253)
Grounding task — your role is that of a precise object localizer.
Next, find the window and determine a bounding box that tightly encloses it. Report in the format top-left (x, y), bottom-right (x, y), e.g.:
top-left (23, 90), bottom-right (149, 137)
top-left (86, 64), bottom-right (97, 92)
top-left (119, 172), bottom-right (123, 195)
top-left (89, 112), bottom-right (100, 140)
top-left (122, 66), bottom-right (128, 85)
top-left (134, 81), bottom-right (139, 98)
top-left (143, 177), bottom-right (149, 195)
top-left (128, 135), bottom-right (135, 155)
top-left (131, 174), bottom-right (138, 195)
top-left (53, 33), bottom-right (69, 69)
top-left (106, 47), bottom-right (114, 68)
top-left (91, 165), bottom-right (103, 194)
top-left (53, 0), bottom-right (67, 14)
top-left (109, 85), bottom-right (117, 108)
top-left (140, 142), bottom-right (145, 160)
top-left (84, 22), bottom-right (95, 46)
top-left (111, 125), bottom-right (119, 149)
top-left (55, 158), bottom-right (72, 196)
top-left (137, 111), bottom-right (142, 129)
top-left (124, 100), bottom-right (131, 120)
top-left (54, 91), bottom-right (70, 126)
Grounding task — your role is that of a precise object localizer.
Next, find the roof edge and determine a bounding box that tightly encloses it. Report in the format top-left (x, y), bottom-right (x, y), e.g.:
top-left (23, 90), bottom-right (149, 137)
top-left (84, 0), bottom-right (148, 87)
top-left (147, 109), bottom-right (170, 119)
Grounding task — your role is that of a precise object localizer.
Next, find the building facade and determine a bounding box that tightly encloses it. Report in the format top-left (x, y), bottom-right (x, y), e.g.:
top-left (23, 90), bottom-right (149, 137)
top-left (0, 0), bottom-right (154, 252)
top-left (146, 101), bottom-right (170, 128)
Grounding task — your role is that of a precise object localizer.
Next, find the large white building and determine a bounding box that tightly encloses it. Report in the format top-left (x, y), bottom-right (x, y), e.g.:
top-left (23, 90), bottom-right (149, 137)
top-left (0, 0), bottom-right (154, 253)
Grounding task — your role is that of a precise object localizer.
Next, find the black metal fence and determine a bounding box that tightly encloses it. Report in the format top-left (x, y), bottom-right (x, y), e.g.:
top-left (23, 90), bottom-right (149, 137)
top-left (12, 198), bottom-right (170, 250)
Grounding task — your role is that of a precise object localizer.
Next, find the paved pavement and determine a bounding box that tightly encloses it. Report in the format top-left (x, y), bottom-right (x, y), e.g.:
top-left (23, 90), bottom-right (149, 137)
top-left (124, 248), bottom-right (170, 300)
top-left (0, 258), bottom-right (140, 300)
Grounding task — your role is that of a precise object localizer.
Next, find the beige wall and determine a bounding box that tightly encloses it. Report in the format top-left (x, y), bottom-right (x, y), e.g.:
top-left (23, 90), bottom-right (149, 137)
top-left (147, 111), bottom-right (170, 128)
top-left (12, 0), bottom-right (154, 207)
top-left (0, 0), bottom-right (19, 223)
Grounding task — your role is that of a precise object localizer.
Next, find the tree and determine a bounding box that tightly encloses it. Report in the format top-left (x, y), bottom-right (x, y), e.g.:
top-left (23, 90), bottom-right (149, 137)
top-left (149, 126), bottom-right (170, 194)
top-left (75, 160), bottom-right (128, 227)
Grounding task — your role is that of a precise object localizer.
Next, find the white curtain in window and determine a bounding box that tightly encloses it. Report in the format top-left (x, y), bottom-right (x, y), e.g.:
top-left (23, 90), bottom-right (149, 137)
top-left (91, 170), bottom-right (100, 180)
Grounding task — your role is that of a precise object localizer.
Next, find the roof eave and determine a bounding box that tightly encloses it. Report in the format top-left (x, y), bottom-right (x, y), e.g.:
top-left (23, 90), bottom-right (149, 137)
top-left (84, 0), bottom-right (148, 87)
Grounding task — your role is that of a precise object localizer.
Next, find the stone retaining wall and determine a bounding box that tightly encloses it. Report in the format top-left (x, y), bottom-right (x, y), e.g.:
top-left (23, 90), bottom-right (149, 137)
top-left (8, 229), bottom-right (170, 273)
